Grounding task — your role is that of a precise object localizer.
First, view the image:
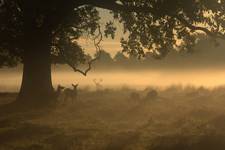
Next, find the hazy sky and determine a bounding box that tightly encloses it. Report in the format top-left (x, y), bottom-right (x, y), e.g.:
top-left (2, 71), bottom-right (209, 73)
top-left (144, 38), bottom-right (225, 70)
top-left (79, 9), bottom-right (123, 56)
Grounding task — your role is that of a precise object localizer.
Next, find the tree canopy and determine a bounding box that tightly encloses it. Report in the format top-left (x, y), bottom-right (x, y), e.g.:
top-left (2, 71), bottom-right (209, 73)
top-left (1, 1), bottom-right (99, 69)
top-left (1, 0), bottom-right (225, 70)
top-left (114, 51), bottom-right (128, 63)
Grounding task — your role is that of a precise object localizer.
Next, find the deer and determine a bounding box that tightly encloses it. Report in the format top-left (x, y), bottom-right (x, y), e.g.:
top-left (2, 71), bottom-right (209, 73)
top-left (93, 78), bottom-right (103, 91)
top-left (129, 91), bottom-right (141, 105)
top-left (54, 84), bottom-right (65, 102)
top-left (145, 89), bottom-right (158, 100)
top-left (63, 83), bottom-right (79, 104)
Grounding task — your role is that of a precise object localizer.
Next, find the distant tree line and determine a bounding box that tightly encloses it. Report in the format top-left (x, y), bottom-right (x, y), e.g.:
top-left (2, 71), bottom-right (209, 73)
top-left (92, 37), bottom-right (225, 70)
top-left (91, 49), bottom-right (166, 70)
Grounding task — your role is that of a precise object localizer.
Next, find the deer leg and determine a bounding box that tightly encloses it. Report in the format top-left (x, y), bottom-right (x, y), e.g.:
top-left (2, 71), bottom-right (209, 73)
top-left (71, 96), bottom-right (74, 104)
top-left (63, 96), bottom-right (67, 105)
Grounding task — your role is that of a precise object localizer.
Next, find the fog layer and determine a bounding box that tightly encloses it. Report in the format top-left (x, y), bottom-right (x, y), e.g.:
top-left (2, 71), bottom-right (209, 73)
top-left (1, 69), bottom-right (225, 92)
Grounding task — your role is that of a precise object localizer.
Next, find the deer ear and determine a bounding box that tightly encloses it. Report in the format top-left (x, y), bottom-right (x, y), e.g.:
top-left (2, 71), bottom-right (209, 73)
top-left (72, 84), bottom-right (78, 87)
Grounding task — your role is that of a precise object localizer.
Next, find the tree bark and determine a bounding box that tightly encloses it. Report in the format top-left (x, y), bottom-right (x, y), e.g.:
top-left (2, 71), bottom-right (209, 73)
top-left (17, 32), bottom-right (54, 104)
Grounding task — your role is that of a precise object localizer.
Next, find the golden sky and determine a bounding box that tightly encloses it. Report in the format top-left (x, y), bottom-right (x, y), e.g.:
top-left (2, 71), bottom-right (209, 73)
top-left (78, 9), bottom-right (123, 56)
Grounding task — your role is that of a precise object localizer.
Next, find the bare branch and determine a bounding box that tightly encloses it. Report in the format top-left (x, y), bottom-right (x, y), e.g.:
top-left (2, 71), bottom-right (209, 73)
top-left (69, 25), bottom-right (103, 76)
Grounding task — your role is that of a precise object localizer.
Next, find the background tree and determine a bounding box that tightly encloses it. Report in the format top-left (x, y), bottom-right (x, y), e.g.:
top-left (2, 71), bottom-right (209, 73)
top-left (0, 0), bottom-right (224, 103)
top-left (94, 50), bottom-right (114, 69)
top-left (114, 51), bottom-right (128, 65)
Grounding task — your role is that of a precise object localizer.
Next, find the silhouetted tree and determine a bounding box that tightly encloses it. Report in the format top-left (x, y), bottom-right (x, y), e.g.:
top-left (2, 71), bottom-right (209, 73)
top-left (0, 0), bottom-right (224, 103)
top-left (94, 50), bottom-right (114, 68)
top-left (114, 51), bottom-right (128, 65)
top-left (145, 52), bottom-right (154, 60)
top-left (129, 53), bottom-right (140, 61)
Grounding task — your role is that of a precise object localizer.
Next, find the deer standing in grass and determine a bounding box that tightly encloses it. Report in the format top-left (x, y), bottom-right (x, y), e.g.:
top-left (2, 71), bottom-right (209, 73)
top-left (93, 79), bottom-right (103, 91)
top-left (55, 85), bottom-right (65, 102)
top-left (63, 84), bottom-right (79, 104)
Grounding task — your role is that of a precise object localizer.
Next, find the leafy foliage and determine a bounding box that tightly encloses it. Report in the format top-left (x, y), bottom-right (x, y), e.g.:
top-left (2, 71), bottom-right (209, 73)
top-left (104, 21), bottom-right (117, 39)
top-left (0, 1), bottom-right (101, 69)
top-left (0, 0), bottom-right (225, 69)
top-left (113, 0), bottom-right (225, 59)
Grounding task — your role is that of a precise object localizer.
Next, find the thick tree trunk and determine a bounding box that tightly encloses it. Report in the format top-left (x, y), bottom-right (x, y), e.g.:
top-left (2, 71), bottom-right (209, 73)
top-left (17, 33), bottom-right (54, 104)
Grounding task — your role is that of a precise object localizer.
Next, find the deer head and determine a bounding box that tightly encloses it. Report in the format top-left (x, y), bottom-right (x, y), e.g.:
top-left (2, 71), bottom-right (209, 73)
top-left (72, 84), bottom-right (79, 90)
top-left (93, 79), bottom-right (103, 85)
top-left (93, 79), bottom-right (97, 84)
top-left (57, 85), bottom-right (65, 91)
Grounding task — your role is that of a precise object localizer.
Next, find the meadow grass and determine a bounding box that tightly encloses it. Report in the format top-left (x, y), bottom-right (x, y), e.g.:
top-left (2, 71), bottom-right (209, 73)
top-left (1, 86), bottom-right (225, 150)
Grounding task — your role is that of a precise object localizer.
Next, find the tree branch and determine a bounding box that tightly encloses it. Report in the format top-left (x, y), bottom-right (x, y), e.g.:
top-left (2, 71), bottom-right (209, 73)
top-left (66, 25), bottom-right (103, 76)
top-left (175, 15), bottom-right (225, 40)
top-left (82, 0), bottom-right (154, 14)
top-left (82, 0), bottom-right (122, 11)
top-left (82, 1), bottom-right (225, 40)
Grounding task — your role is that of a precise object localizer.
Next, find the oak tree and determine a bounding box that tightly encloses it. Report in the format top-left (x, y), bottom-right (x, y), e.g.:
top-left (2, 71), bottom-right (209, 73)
top-left (0, 0), bottom-right (224, 103)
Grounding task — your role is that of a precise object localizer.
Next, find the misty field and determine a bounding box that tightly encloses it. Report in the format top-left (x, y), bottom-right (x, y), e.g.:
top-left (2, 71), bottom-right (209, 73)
top-left (1, 86), bottom-right (225, 150)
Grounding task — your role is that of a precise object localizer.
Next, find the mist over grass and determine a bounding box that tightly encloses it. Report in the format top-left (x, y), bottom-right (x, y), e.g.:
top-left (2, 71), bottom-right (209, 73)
top-left (3, 68), bottom-right (225, 93)
top-left (1, 85), bottom-right (225, 149)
